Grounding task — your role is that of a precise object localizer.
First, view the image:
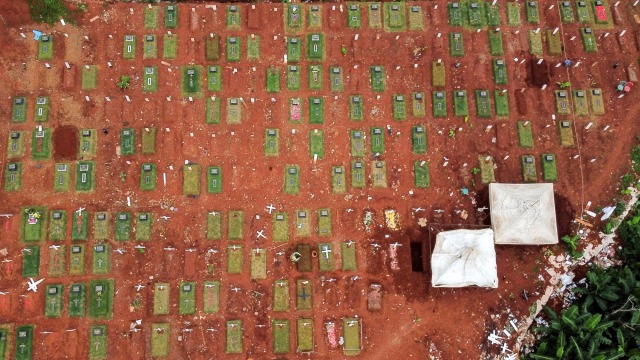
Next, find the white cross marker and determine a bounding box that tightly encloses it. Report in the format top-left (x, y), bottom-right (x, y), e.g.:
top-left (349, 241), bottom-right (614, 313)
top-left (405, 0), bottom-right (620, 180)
top-left (266, 204), bottom-right (276, 214)
top-left (321, 246), bottom-right (332, 259)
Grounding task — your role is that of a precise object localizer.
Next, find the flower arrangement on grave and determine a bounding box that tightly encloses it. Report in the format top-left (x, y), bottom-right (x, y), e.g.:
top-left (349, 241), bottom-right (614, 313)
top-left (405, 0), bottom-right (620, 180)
top-left (24, 208), bottom-right (41, 225)
top-left (384, 209), bottom-right (399, 231)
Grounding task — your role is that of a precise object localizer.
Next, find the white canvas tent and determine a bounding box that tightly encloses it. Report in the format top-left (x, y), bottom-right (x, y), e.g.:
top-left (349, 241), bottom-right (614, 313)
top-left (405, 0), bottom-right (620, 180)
top-left (489, 183), bottom-right (559, 245)
top-left (431, 228), bottom-right (498, 288)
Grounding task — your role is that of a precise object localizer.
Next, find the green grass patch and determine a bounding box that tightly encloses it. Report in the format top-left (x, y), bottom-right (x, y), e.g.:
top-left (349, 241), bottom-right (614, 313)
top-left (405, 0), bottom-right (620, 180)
top-left (71, 209), bottom-right (89, 240)
top-left (141, 127), bottom-right (156, 154)
top-left (577, 1), bottom-right (591, 23)
top-left (142, 66), bottom-right (158, 93)
top-left (82, 65), bottom-right (98, 90)
top-left (135, 213), bottom-right (152, 241)
top-left (286, 65), bottom-right (301, 91)
top-left (494, 90), bottom-right (509, 117)
top-left (590, 88), bottom-right (605, 114)
top-left (592, 0), bottom-right (612, 26)
top-left (573, 90), bottom-right (589, 116)
top-left (309, 97), bottom-right (324, 124)
top-left (343, 318), bottom-right (362, 355)
top-left (89, 279), bottom-right (113, 319)
top-left (475, 90), bottom-right (492, 118)
top-left (122, 35), bottom-right (136, 59)
top-left (31, 128), bottom-right (52, 160)
top-left (22, 246), bottom-right (40, 277)
top-left (207, 166), bottom-right (222, 194)
top-left (371, 161), bottom-right (387, 188)
top-left (179, 282), bottom-right (196, 315)
top-left (341, 241), bottom-right (357, 270)
top-left (266, 67), bottom-right (280, 93)
top-left (290, 98), bottom-right (303, 123)
top-left (555, 90), bottom-right (571, 115)
top-left (180, 65), bottom-right (203, 98)
top-left (140, 163), bottom-right (157, 191)
top-left (4, 162), bottom-right (22, 192)
top-left (466, 1), bottom-right (488, 28)
top-left (76, 161), bottom-right (96, 193)
top-left (45, 284), bottom-right (63, 317)
top-left (308, 65), bottom-right (322, 90)
top-left (114, 212), bottom-right (131, 241)
top-left (206, 211), bottom-right (222, 240)
top-left (226, 5), bottom-right (241, 30)
top-left (12, 97), bottom-right (26, 122)
top-left (307, 33), bottom-right (325, 61)
top-left (297, 318), bottom-right (314, 352)
top-left (53, 163), bottom-right (71, 192)
top-left (478, 155), bottom-right (496, 184)
top-left (448, 2), bottom-right (463, 26)
top-left (34, 96), bottom-right (50, 122)
top-left (120, 128), bottom-right (135, 155)
top-left (331, 166), bottom-right (347, 194)
top-left (226, 320), bottom-right (243, 354)
top-left (318, 209), bottom-right (332, 237)
top-left (368, 3), bottom-right (382, 29)
top-left (318, 243), bottom-right (334, 270)
top-left (69, 283), bottom-right (86, 317)
top-left (273, 280), bottom-right (290, 311)
top-left (79, 129), bottom-right (97, 158)
top-left (206, 97), bottom-right (221, 124)
top-left (38, 35), bottom-right (54, 60)
top-left (525, 1), bottom-right (540, 23)
top-left (432, 91), bottom-right (447, 117)
top-left (273, 213), bottom-right (289, 242)
top-left (408, 5), bottom-right (424, 30)
top-left (347, 3), bottom-right (362, 28)
top-left (432, 61), bottom-right (445, 87)
top-left (205, 34), bottom-right (220, 61)
top-left (521, 155), bottom-right (537, 182)
top-left (412, 92), bottom-right (426, 117)
top-left (581, 27), bottom-right (598, 53)
top-left (296, 279), bottom-right (313, 310)
top-left (528, 30), bottom-right (543, 55)
top-left (69, 245), bottom-right (85, 275)
top-left (93, 213), bottom-right (109, 240)
top-left (250, 248), bottom-right (267, 280)
top-left (227, 245), bottom-right (243, 274)
top-left (414, 160), bottom-right (431, 188)
top-left (227, 98), bottom-right (242, 124)
top-left (7, 131), bottom-right (26, 158)
top-left (151, 323), bottom-right (169, 357)
top-left (144, 7), bottom-right (159, 29)
top-left (546, 29), bottom-right (562, 55)
top-left (384, 2), bottom-right (407, 31)
top-left (226, 36), bottom-right (241, 62)
top-left (308, 4), bottom-right (322, 29)
top-left (412, 125), bottom-right (427, 154)
top-left (247, 34), bottom-right (260, 60)
top-left (517, 121), bottom-right (534, 148)
top-left (392, 95), bottom-right (407, 120)
top-left (228, 210), bottom-right (244, 240)
top-left (493, 59), bottom-right (507, 85)
top-left (295, 210), bottom-right (311, 237)
top-left (183, 164), bottom-right (201, 196)
top-left (350, 95), bottom-right (363, 120)
top-left (21, 206), bottom-right (47, 243)
top-left (48, 210), bottom-right (66, 241)
top-left (449, 32), bottom-right (464, 56)
top-left (488, 30), bottom-right (504, 56)
top-left (285, 4), bottom-right (303, 33)
top-left (203, 281), bottom-right (220, 313)
top-left (165, 4), bottom-right (177, 28)
top-left (453, 90), bottom-right (469, 116)
top-left (284, 165), bottom-right (300, 194)
top-left (309, 130), bottom-right (324, 158)
top-left (142, 35), bottom-right (157, 59)
top-left (329, 66), bottom-right (344, 92)
top-left (507, 2), bottom-right (521, 25)
top-left (351, 160), bottom-right (366, 188)
top-left (560, 1), bottom-right (575, 22)
top-left (350, 130), bottom-right (365, 157)
top-left (15, 325), bottom-right (34, 360)
top-left (273, 319), bottom-right (290, 354)
top-left (92, 243), bottom-right (110, 275)
top-left (542, 154), bottom-right (558, 181)
top-left (163, 34), bottom-right (177, 59)
top-left (287, 37), bottom-right (301, 62)
top-left (265, 128), bottom-right (280, 157)
top-left (48, 244), bottom-right (65, 277)
top-left (153, 283), bottom-right (170, 315)
top-left (486, 3), bottom-right (501, 26)
top-left (89, 325), bottom-right (107, 359)
top-left (370, 66), bottom-right (386, 91)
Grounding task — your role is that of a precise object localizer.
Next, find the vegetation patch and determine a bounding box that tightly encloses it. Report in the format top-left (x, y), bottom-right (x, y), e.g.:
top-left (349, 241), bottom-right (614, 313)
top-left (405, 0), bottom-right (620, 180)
top-left (92, 243), bottom-right (110, 274)
top-left (371, 161), bottom-right (387, 188)
top-left (351, 160), bottom-right (366, 188)
top-left (347, 3), bottom-right (362, 28)
top-left (286, 65), bottom-right (301, 91)
top-left (384, 2), bottom-right (407, 31)
top-left (89, 325), bottom-right (107, 359)
top-left (488, 30), bottom-right (504, 56)
top-left (69, 283), bottom-right (86, 317)
top-left (272, 213), bottom-right (289, 242)
top-left (392, 95), bottom-right (407, 120)
top-left (31, 128), bottom-right (52, 160)
top-left (142, 35), bottom-right (157, 59)
top-left (93, 213), bottom-right (109, 240)
top-left (273, 319), bottom-right (290, 354)
top-left (478, 155), bottom-right (496, 184)
top-left (153, 283), bottom-right (170, 315)
top-left (520, 155), bottom-right (537, 182)
top-left (297, 318), bottom-right (314, 352)
top-left (432, 91), bottom-right (447, 118)
top-left (21, 206), bottom-right (48, 243)
top-left (182, 164), bottom-right (201, 196)
top-left (22, 246), bottom-right (40, 277)
top-left (180, 65), bottom-right (203, 98)
top-left (284, 165), bottom-right (301, 194)
top-left (7, 131), bottom-right (26, 158)
top-left (48, 244), bottom-right (66, 277)
top-left (414, 160), bottom-right (431, 188)
top-left (226, 320), bottom-right (243, 354)
top-left (528, 30), bottom-right (543, 55)
top-left (178, 282), bottom-right (196, 315)
top-left (89, 279), bottom-right (114, 319)
top-left (250, 248), bottom-right (267, 280)
top-left (69, 245), bottom-right (85, 275)
top-left (506, 2), bottom-right (521, 26)
top-left (546, 29), bottom-right (562, 55)
top-left (134, 213), bottom-right (153, 241)
top-left (122, 35), bottom-right (136, 60)
top-left (114, 212), bottom-right (131, 241)
top-left (453, 90), bottom-right (469, 116)
top-left (318, 209), bottom-right (332, 237)
top-left (475, 90), bottom-right (492, 118)
top-left (206, 166), bottom-right (222, 194)
top-left (341, 241), bottom-right (357, 270)
top-left (48, 210), bottom-right (67, 241)
top-left (264, 128), bottom-right (280, 157)
top-left (517, 121), bottom-right (534, 148)
top-left (247, 35), bottom-right (260, 60)
top-left (206, 212), bottom-right (222, 240)
top-left (350, 95), bottom-right (363, 120)
top-left (82, 65), bottom-right (98, 90)
top-left (151, 323), bottom-right (169, 357)
top-left (309, 97), bottom-right (324, 124)
top-left (144, 7), bottom-right (159, 29)
top-left (4, 162), bottom-right (22, 192)
top-left (79, 129), bottom-right (97, 158)
top-left (581, 27), bottom-right (598, 53)
top-left (308, 65), bottom-right (323, 90)
top-left (286, 37), bottom-right (301, 62)
top-left (34, 96), bottom-right (50, 122)
top-left (541, 154), bottom-right (558, 181)
top-left (449, 32), bottom-right (465, 57)
top-left (432, 61), bottom-right (445, 87)
top-left (370, 66), bottom-right (386, 92)
top-left (206, 98), bottom-right (221, 125)
top-left (350, 130), bottom-right (366, 157)
top-left (140, 163), bottom-right (157, 191)
top-left (203, 281), bottom-right (220, 313)
top-left (163, 34), bottom-right (177, 59)
top-left (494, 90), bottom-right (510, 117)
top-left (273, 280), bottom-right (290, 311)
top-left (228, 210), bottom-right (244, 240)
top-left (266, 67), bottom-right (280, 93)
top-left (329, 66), bottom-right (344, 92)
top-left (295, 210), bottom-right (311, 237)
top-left (45, 284), bottom-right (63, 317)
top-left (71, 209), bottom-right (89, 240)
top-left (572, 90), bottom-right (590, 116)
top-left (412, 125), bottom-right (427, 154)
top-left (525, 1), bottom-right (540, 23)
top-left (332, 166), bottom-right (347, 194)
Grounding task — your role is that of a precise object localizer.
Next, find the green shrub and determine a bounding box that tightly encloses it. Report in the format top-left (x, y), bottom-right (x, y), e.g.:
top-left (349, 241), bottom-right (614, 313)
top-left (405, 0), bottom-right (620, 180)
top-left (27, 0), bottom-right (78, 24)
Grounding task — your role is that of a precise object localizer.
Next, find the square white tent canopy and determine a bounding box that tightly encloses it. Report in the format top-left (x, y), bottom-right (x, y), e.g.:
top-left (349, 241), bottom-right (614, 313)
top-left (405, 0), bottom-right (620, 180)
top-left (489, 183), bottom-right (559, 245)
top-left (431, 228), bottom-right (498, 288)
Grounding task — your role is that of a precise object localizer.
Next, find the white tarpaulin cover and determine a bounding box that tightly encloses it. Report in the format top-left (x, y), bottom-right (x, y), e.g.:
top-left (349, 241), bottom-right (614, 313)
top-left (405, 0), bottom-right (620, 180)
top-left (489, 183), bottom-right (559, 245)
top-left (431, 228), bottom-right (498, 288)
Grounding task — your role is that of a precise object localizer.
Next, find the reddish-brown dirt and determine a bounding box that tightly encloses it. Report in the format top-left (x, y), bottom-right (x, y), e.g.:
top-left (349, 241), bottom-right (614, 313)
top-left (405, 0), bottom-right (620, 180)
top-left (1, 1), bottom-right (640, 359)
top-left (52, 125), bottom-right (79, 161)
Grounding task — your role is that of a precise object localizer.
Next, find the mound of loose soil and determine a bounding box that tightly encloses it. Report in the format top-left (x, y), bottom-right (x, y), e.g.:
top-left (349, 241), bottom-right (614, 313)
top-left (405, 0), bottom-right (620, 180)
top-left (53, 125), bottom-right (78, 161)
